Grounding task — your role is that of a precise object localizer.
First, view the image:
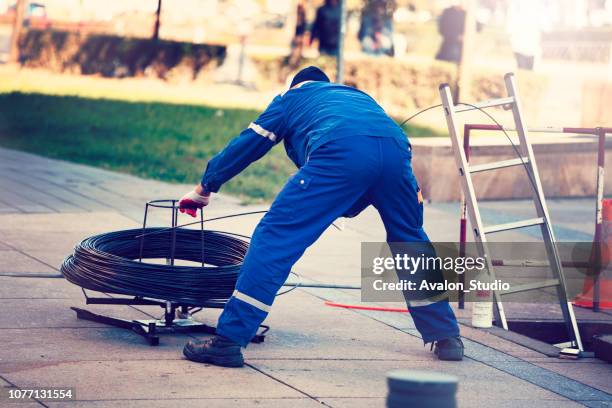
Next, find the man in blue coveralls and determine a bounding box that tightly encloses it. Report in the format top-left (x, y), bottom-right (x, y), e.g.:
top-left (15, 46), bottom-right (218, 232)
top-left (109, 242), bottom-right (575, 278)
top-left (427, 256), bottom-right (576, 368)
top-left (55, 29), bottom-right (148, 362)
top-left (179, 66), bottom-right (463, 367)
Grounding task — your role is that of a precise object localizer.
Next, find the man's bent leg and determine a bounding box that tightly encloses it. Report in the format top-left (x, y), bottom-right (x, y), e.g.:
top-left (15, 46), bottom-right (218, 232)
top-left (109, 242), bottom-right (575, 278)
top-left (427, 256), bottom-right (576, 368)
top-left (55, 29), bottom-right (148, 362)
top-left (371, 138), bottom-right (460, 344)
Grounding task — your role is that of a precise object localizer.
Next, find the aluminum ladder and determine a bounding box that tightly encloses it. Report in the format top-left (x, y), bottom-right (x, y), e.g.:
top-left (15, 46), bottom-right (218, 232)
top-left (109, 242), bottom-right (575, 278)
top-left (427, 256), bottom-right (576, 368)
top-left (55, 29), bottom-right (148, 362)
top-left (439, 72), bottom-right (583, 351)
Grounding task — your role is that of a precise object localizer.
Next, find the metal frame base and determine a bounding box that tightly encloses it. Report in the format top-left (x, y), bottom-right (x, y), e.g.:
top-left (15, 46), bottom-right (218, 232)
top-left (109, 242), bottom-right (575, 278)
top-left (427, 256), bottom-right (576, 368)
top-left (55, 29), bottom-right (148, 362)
top-left (71, 294), bottom-right (268, 346)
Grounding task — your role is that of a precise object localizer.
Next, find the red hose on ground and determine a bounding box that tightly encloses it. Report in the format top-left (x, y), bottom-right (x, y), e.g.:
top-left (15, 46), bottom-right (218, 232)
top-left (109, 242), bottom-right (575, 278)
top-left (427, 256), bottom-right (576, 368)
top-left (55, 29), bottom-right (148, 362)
top-left (324, 301), bottom-right (409, 313)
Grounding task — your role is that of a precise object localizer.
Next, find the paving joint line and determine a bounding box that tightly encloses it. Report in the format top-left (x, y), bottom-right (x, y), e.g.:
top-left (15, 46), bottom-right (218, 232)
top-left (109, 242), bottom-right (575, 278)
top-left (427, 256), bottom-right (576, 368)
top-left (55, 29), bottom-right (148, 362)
top-left (1, 171), bottom-right (91, 212)
top-left (0, 239), bottom-right (61, 272)
top-left (0, 373), bottom-right (48, 407)
top-left (0, 197), bottom-right (23, 213)
top-left (0, 178), bottom-right (60, 213)
top-left (245, 362), bottom-right (333, 407)
top-left (20, 397), bottom-right (324, 402)
top-left (0, 273), bottom-right (63, 278)
top-left (0, 297), bottom-right (73, 300)
top-left (20, 170), bottom-right (115, 210)
top-left (0, 357), bottom-right (433, 364)
top-left (0, 326), bottom-right (145, 330)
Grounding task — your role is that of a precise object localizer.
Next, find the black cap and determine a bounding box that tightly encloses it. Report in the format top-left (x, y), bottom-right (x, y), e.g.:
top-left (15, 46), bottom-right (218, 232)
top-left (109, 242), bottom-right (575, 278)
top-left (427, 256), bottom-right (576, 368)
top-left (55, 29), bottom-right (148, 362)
top-left (290, 66), bottom-right (330, 88)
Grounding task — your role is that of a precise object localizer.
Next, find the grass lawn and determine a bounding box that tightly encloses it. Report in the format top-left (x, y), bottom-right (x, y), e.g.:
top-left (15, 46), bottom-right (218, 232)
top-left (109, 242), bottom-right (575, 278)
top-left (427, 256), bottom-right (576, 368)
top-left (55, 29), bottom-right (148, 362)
top-left (0, 92), bottom-right (440, 202)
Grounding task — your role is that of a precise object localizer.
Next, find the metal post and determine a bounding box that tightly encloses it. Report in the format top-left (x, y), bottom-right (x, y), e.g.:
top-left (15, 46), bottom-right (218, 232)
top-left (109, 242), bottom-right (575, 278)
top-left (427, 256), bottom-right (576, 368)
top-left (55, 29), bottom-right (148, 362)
top-left (237, 35), bottom-right (246, 85)
top-left (9, 0), bottom-right (26, 63)
top-left (458, 124), bottom-right (472, 309)
top-left (200, 208), bottom-right (205, 267)
top-left (169, 200), bottom-right (178, 266)
top-left (139, 203), bottom-right (149, 262)
top-left (593, 127), bottom-right (606, 312)
top-left (336, 0), bottom-right (346, 84)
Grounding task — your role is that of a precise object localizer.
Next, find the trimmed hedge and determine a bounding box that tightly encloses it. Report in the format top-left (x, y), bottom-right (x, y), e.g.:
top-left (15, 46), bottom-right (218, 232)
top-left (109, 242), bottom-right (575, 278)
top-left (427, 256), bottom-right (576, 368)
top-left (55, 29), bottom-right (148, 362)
top-left (18, 29), bottom-right (547, 115)
top-left (19, 30), bottom-right (226, 80)
top-left (254, 55), bottom-right (547, 115)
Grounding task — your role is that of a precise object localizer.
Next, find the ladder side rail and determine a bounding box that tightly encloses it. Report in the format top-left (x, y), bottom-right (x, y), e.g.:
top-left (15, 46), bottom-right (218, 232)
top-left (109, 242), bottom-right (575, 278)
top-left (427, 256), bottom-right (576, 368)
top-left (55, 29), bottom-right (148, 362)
top-left (504, 73), bottom-right (584, 350)
top-left (504, 74), bottom-right (556, 230)
top-left (439, 84), bottom-right (507, 329)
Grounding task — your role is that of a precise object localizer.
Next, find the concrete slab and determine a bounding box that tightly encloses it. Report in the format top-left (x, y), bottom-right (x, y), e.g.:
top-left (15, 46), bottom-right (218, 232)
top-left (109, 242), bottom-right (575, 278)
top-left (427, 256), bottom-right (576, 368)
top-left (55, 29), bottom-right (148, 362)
top-left (251, 359), bottom-right (577, 403)
top-left (1, 171), bottom-right (96, 213)
top-left (20, 249), bottom-right (72, 271)
top-left (473, 360), bottom-right (612, 403)
top-left (300, 285), bottom-right (419, 329)
top-left (0, 207), bottom-right (19, 215)
top-left (0, 327), bottom-right (189, 372)
top-left (0, 188), bottom-right (54, 213)
top-left (532, 362), bottom-right (612, 395)
top-left (458, 321), bottom-right (549, 360)
top-left (0, 276), bottom-right (82, 299)
top-left (0, 298), bottom-right (155, 329)
top-left (0, 176), bottom-right (83, 213)
top-left (47, 398), bottom-right (321, 408)
top-left (0, 375), bottom-right (44, 407)
top-left (320, 397), bottom-right (585, 408)
top-left (294, 286), bottom-right (612, 404)
top-left (3, 360), bottom-right (304, 401)
top-left (245, 290), bottom-right (429, 361)
top-left (318, 398), bottom-right (385, 408)
top-left (0, 147), bottom-right (243, 222)
top-left (0, 231), bottom-right (89, 255)
top-left (0, 250), bottom-right (58, 275)
top-left (0, 212), bottom-right (138, 234)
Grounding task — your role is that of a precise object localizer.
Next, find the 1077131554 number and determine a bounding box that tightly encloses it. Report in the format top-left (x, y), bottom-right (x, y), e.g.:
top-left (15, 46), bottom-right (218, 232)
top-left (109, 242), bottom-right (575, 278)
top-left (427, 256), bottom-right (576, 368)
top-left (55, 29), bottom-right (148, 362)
top-left (4, 388), bottom-right (75, 401)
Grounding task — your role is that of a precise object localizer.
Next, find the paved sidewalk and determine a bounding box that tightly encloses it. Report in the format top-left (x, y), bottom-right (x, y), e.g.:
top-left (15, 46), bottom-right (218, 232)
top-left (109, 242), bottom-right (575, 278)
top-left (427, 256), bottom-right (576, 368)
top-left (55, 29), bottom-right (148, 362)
top-left (0, 148), bottom-right (611, 407)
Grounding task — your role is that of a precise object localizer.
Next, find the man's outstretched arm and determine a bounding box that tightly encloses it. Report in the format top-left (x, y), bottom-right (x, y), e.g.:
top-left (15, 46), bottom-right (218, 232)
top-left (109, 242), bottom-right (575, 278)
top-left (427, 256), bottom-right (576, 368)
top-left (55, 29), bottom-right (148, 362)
top-left (179, 95), bottom-right (284, 216)
top-left (201, 121), bottom-right (279, 193)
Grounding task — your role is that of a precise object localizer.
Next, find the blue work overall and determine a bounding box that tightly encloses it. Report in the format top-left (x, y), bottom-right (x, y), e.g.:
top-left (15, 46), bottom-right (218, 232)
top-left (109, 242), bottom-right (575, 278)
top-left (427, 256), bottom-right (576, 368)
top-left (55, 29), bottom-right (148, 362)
top-left (201, 82), bottom-right (460, 346)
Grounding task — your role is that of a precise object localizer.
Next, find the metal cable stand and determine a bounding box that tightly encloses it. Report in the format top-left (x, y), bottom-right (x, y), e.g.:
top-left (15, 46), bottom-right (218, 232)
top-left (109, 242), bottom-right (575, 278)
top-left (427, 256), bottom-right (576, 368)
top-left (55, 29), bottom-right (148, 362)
top-left (60, 199), bottom-right (269, 346)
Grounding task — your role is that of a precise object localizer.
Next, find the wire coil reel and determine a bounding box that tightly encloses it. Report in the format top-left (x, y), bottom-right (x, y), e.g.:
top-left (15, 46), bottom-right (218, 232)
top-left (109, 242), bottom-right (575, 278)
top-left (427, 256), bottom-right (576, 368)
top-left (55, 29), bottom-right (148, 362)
top-left (61, 227), bottom-right (249, 305)
top-left (61, 199), bottom-right (252, 306)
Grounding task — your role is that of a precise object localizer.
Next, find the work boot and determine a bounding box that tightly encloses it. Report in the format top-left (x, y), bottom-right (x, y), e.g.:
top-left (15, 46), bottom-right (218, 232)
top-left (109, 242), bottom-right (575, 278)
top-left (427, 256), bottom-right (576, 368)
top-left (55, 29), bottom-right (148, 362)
top-left (432, 336), bottom-right (464, 361)
top-left (183, 335), bottom-right (244, 367)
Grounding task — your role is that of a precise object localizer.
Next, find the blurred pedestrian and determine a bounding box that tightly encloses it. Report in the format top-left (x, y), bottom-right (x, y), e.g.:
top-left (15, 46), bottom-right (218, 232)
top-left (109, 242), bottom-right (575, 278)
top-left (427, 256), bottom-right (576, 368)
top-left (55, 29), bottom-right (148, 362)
top-left (359, 1), bottom-right (394, 56)
top-left (310, 0), bottom-right (341, 56)
top-left (284, 1), bottom-right (308, 73)
top-left (507, 0), bottom-right (541, 70)
top-left (435, 1), bottom-right (466, 63)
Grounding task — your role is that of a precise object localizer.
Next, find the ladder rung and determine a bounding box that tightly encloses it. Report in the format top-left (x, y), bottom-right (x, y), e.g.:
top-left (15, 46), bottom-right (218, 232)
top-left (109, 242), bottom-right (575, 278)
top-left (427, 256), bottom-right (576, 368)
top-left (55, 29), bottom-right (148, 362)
top-left (469, 157), bottom-right (529, 173)
top-left (492, 259), bottom-right (549, 267)
top-left (492, 259), bottom-right (591, 269)
top-left (455, 97), bottom-right (515, 113)
top-left (500, 279), bottom-right (560, 295)
top-left (483, 217), bottom-right (545, 234)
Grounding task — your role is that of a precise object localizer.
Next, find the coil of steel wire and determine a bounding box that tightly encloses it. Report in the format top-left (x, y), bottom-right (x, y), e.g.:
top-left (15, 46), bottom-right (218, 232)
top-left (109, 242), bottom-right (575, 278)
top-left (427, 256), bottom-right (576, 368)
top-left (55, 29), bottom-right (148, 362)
top-left (61, 228), bottom-right (248, 306)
